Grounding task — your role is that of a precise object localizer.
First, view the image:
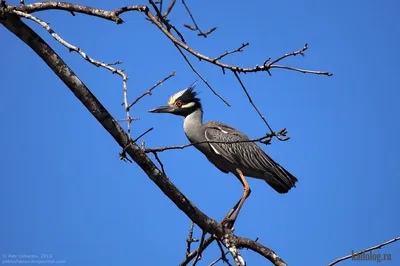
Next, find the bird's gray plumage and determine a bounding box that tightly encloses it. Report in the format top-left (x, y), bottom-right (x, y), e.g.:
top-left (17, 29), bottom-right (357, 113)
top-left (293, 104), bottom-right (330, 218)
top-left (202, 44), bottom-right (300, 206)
top-left (149, 84), bottom-right (298, 194)
top-left (204, 122), bottom-right (297, 193)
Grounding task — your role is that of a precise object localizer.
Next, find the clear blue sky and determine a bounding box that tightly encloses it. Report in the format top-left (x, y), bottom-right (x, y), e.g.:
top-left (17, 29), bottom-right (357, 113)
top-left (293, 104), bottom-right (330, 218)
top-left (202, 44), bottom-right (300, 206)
top-left (1, 0), bottom-right (399, 265)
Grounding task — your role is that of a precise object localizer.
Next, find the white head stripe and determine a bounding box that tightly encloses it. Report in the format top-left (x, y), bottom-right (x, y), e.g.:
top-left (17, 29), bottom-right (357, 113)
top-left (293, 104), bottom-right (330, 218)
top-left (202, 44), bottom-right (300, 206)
top-left (181, 102), bottom-right (196, 108)
top-left (168, 88), bottom-right (187, 105)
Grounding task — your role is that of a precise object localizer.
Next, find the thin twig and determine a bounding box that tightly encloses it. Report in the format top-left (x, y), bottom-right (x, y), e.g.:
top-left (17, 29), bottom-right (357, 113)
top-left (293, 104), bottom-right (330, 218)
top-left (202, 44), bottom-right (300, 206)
top-left (158, 0), bottom-right (163, 14)
top-left (175, 45), bottom-right (230, 107)
top-left (213, 43), bottom-right (250, 62)
top-left (267, 43), bottom-right (308, 66)
top-left (163, 0), bottom-right (176, 18)
top-left (186, 222), bottom-right (199, 258)
top-left (119, 128), bottom-right (153, 162)
top-left (192, 231), bottom-right (207, 266)
top-left (181, 0), bottom-right (216, 37)
top-left (232, 71), bottom-right (290, 142)
top-left (119, 152), bottom-right (132, 163)
top-left (148, 0), bottom-right (186, 43)
top-left (232, 70), bottom-right (273, 133)
top-left (108, 60), bottom-right (123, 66)
top-left (152, 151), bottom-right (166, 175)
top-left (128, 71), bottom-right (175, 109)
top-left (133, 127), bottom-right (154, 142)
top-left (116, 117), bottom-right (140, 122)
top-left (269, 65), bottom-right (333, 75)
top-left (180, 237), bottom-right (216, 266)
top-left (149, 0), bottom-right (167, 25)
top-left (200, 27), bottom-right (217, 37)
top-left (209, 241), bottom-right (231, 266)
top-left (328, 236), bottom-right (400, 266)
top-left (122, 77), bottom-right (131, 136)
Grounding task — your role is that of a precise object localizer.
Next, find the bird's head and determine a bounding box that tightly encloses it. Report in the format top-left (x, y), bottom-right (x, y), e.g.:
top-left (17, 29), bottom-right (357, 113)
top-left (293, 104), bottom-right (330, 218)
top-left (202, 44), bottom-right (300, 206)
top-left (148, 82), bottom-right (202, 117)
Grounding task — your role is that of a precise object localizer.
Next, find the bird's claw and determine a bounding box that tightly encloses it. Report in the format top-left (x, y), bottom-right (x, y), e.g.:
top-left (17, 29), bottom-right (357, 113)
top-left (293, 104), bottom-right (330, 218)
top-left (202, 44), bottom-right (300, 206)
top-left (221, 218), bottom-right (235, 229)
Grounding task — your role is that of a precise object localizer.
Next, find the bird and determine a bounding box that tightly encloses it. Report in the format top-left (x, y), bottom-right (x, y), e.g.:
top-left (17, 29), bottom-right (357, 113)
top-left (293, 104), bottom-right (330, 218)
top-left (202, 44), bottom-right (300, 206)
top-left (149, 83), bottom-right (298, 225)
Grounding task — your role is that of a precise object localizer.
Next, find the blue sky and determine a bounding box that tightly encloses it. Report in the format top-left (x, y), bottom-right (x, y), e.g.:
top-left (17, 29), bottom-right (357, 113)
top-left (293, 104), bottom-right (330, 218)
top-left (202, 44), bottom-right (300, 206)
top-left (1, 0), bottom-right (399, 265)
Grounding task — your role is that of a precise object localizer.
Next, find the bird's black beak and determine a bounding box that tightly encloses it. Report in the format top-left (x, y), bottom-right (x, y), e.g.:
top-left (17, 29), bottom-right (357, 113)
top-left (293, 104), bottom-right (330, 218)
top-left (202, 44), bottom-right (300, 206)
top-left (148, 105), bottom-right (177, 114)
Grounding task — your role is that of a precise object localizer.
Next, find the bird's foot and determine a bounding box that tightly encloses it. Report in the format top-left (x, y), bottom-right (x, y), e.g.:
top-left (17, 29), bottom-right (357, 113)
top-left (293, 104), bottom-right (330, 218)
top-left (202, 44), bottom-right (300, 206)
top-left (220, 217), bottom-right (236, 229)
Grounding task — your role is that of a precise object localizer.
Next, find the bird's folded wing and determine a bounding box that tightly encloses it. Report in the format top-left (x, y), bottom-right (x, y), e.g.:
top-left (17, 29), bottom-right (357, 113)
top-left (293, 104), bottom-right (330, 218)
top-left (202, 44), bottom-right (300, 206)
top-left (204, 123), bottom-right (297, 192)
top-left (204, 124), bottom-right (273, 171)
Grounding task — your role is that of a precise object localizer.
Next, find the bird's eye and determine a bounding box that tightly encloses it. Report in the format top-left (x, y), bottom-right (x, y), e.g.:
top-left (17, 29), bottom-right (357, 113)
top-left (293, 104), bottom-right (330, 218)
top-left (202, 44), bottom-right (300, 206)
top-left (175, 100), bottom-right (183, 107)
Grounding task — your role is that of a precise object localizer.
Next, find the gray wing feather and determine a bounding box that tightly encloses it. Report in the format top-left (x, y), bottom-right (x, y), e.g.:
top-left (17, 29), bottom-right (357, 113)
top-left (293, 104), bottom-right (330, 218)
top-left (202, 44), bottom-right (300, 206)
top-left (204, 124), bottom-right (272, 171)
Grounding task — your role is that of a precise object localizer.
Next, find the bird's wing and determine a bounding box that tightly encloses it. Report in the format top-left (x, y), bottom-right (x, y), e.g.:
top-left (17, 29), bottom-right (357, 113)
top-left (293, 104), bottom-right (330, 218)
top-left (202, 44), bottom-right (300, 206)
top-left (204, 122), bottom-right (297, 193)
top-left (204, 122), bottom-right (273, 170)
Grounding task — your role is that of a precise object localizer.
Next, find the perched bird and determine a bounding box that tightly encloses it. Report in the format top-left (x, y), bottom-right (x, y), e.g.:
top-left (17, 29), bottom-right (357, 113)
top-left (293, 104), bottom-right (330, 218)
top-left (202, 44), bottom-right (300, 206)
top-left (149, 84), bottom-right (298, 225)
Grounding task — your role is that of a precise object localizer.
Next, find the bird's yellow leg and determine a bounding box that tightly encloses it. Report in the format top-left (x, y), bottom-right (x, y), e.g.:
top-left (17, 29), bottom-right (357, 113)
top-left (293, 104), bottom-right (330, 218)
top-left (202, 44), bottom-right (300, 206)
top-left (221, 200), bottom-right (240, 222)
top-left (221, 168), bottom-right (251, 227)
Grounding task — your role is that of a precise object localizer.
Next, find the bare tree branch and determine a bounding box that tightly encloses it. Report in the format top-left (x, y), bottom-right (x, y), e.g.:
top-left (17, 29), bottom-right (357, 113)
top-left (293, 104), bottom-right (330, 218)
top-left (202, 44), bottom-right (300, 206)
top-left (180, 236), bottom-right (216, 266)
top-left (192, 231), bottom-right (207, 265)
top-left (328, 236), bottom-right (400, 266)
top-left (141, 5), bottom-right (227, 103)
top-left (213, 43), bottom-right (250, 62)
top-left (12, 9), bottom-right (125, 79)
top-left (209, 241), bottom-right (231, 266)
top-left (222, 234), bottom-right (245, 266)
top-left (267, 43), bottom-right (308, 66)
top-left (163, 0), bottom-right (176, 18)
top-left (10, 2), bottom-right (331, 76)
top-left (133, 128), bottom-right (154, 143)
top-left (181, 0), bottom-right (216, 37)
top-left (116, 117), bottom-right (140, 123)
top-left (175, 45), bottom-right (231, 106)
top-left (146, 1), bottom-right (230, 106)
top-left (232, 71), bottom-right (290, 142)
top-left (120, 127), bottom-right (153, 162)
top-left (145, 128), bottom-right (288, 153)
top-left (142, 7), bottom-right (332, 76)
top-left (12, 2), bottom-right (143, 24)
top-left (185, 222), bottom-right (199, 259)
top-left (268, 65), bottom-right (331, 75)
top-left (148, 0), bottom-right (186, 43)
top-left (236, 237), bottom-right (287, 266)
top-left (128, 71), bottom-right (175, 109)
top-left (158, 0), bottom-right (163, 14)
top-left (152, 151), bottom-right (167, 176)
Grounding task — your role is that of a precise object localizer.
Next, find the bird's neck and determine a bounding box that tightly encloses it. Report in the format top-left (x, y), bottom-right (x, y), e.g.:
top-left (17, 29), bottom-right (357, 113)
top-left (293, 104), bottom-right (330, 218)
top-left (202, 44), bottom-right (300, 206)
top-left (183, 108), bottom-right (203, 141)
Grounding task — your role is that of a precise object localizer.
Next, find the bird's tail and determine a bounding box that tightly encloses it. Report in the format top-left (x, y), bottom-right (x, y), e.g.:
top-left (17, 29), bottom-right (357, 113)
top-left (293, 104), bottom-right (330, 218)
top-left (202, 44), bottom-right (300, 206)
top-left (264, 162), bottom-right (298, 194)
